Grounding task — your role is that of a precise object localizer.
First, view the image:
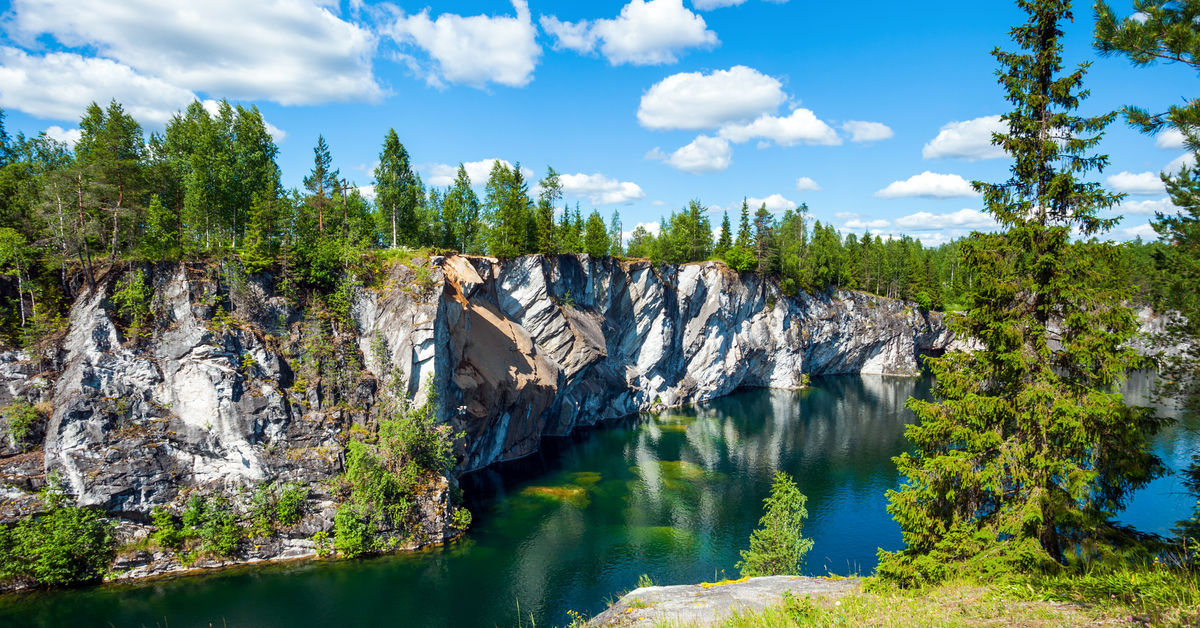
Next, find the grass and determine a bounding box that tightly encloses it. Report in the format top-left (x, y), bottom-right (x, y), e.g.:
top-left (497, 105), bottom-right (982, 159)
top-left (640, 563), bottom-right (1200, 627)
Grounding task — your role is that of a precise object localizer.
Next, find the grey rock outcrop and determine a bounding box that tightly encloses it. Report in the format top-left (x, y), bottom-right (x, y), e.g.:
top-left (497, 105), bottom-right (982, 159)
top-left (0, 254), bottom-right (948, 582)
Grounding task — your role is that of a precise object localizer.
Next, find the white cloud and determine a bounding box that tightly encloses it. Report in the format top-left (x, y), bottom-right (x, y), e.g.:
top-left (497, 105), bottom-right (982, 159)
top-left (424, 158), bottom-right (532, 187)
top-left (637, 65), bottom-right (785, 130)
top-left (844, 218), bottom-right (892, 230)
top-left (539, 15), bottom-right (598, 53)
top-left (841, 120), bottom-right (893, 143)
top-left (625, 221), bottom-right (662, 238)
top-left (718, 108), bottom-right (841, 146)
top-left (1121, 222), bottom-right (1158, 241)
top-left (894, 208), bottom-right (996, 231)
top-left (922, 115), bottom-right (1006, 161)
top-left (558, 173), bottom-right (646, 204)
top-left (1166, 152), bottom-right (1197, 173)
top-left (0, 47), bottom-right (196, 124)
top-left (358, 184), bottom-right (376, 201)
top-left (647, 135), bottom-right (732, 173)
top-left (795, 176), bottom-right (820, 191)
top-left (43, 125), bottom-right (82, 147)
top-left (1107, 171), bottom-right (1164, 195)
top-left (386, 0), bottom-right (541, 88)
top-left (1114, 197), bottom-right (1180, 215)
top-left (876, 171), bottom-right (979, 199)
top-left (542, 0), bottom-right (717, 66)
top-left (692, 0), bottom-right (789, 9)
top-left (651, 200), bottom-right (667, 206)
top-left (746, 194), bottom-right (796, 212)
top-left (8, 0), bottom-right (382, 106)
top-left (1156, 127), bottom-right (1186, 150)
top-left (264, 121), bottom-right (287, 142)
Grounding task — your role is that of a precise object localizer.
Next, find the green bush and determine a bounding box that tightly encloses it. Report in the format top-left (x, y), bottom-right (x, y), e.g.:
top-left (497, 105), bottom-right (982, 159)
top-left (276, 483), bottom-right (308, 527)
top-left (333, 504), bottom-right (372, 558)
top-left (150, 507), bottom-right (181, 549)
top-left (112, 269), bottom-right (152, 337)
top-left (737, 471), bottom-right (813, 577)
top-left (180, 494), bottom-right (242, 558)
top-left (451, 507), bottom-right (472, 530)
top-left (0, 499), bottom-right (115, 587)
top-left (2, 400), bottom-right (39, 449)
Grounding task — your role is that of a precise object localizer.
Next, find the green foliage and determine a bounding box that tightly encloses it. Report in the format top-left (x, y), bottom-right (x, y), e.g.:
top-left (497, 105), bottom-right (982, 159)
top-left (636, 573), bottom-right (655, 589)
top-left (180, 494), bottom-right (242, 559)
top-left (2, 400), bottom-right (39, 449)
top-left (335, 384), bottom-right (458, 555)
top-left (881, 0), bottom-right (1165, 586)
top-left (150, 506), bottom-right (181, 549)
top-left (333, 503), bottom-right (373, 558)
top-left (451, 507), bottom-right (473, 530)
top-left (112, 269), bottom-right (152, 337)
top-left (583, 210), bottom-right (610, 257)
top-left (0, 488), bottom-right (115, 587)
top-left (737, 471), bottom-right (813, 577)
top-left (277, 483), bottom-right (308, 527)
top-left (723, 245), bottom-right (758, 273)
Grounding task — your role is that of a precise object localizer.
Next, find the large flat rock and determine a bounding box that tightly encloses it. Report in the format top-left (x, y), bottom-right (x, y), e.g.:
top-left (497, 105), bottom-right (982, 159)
top-left (588, 575), bottom-right (861, 627)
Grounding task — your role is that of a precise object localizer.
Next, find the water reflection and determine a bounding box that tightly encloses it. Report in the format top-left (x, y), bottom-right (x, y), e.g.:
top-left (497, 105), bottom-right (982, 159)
top-left (0, 374), bottom-right (1192, 628)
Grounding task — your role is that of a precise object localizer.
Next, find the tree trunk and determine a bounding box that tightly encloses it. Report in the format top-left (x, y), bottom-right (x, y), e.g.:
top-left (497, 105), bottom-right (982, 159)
top-left (14, 259), bottom-right (25, 327)
top-left (391, 205), bottom-right (397, 248)
top-left (76, 173), bottom-right (94, 289)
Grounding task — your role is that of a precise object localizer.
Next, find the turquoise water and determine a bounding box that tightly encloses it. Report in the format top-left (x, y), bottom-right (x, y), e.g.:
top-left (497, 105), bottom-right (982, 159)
top-left (0, 374), bottom-right (1193, 627)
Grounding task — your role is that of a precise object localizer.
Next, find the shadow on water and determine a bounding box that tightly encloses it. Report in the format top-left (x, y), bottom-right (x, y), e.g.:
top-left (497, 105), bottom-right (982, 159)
top-left (0, 373), bottom-right (1192, 628)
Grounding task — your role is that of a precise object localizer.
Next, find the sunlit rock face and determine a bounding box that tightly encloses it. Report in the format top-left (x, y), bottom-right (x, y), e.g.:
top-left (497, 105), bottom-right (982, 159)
top-left (28, 254), bottom-right (947, 512)
top-left (419, 255), bottom-right (950, 472)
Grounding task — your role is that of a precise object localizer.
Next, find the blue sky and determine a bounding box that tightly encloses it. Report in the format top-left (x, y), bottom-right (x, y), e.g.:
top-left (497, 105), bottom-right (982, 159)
top-left (0, 0), bottom-right (1192, 246)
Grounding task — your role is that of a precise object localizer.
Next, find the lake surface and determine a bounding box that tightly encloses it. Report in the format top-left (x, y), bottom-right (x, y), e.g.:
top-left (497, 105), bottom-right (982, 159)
top-left (1, 374), bottom-right (1193, 627)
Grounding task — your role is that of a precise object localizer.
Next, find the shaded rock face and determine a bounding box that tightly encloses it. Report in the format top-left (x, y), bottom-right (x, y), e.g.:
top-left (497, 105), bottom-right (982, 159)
top-left (425, 255), bottom-right (949, 472)
top-left (0, 254), bottom-right (946, 578)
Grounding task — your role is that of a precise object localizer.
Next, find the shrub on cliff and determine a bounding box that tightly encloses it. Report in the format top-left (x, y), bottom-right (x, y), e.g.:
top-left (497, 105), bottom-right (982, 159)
top-left (0, 483), bottom-right (115, 587)
top-left (737, 471), bottom-right (813, 577)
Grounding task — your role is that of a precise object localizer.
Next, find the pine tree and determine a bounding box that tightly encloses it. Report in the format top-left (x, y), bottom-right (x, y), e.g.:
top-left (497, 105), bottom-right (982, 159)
top-left (880, 0), bottom-right (1165, 585)
top-left (736, 472), bottom-right (813, 578)
top-left (373, 129), bottom-right (418, 248)
top-left (1094, 0), bottom-right (1200, 536)
top-left (442, 164), bottom-right (480, 253)
top-left (584, 210), bottom-right (609, 257)
top-left (753, 204), bottom-right (776, 275)
top-left (715, 211), bottom-right (732, 258)
top-left (609, 210), bottom-right (623, 257)
top-left (303, 135), bottom-right (339, 235)
top-left (535, 167), bottom-right (561, 255)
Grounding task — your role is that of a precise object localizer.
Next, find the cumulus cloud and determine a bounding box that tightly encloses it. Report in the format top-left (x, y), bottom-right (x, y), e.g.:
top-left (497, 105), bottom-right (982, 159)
top-left (894, 208), bottom-right (996, 231)
top-left (718, 108), bottom-right (841, 146)
top-left (1156, 127), bottom-right (1186, 150)
top-left (1166, 152), bottom-right (1197, 173)
top-left (357, 184), bottom-right (377, 201)
top-left (647, 135), bottom-right (732, 173)
top-left (844, 217), bottom-right (892, 230)
top-left (876, 171), bottom-right (979, 199)
top-left (746, 194), bottom-right (797, 212)
top-left (43, 125), bottom-right (82, 147)
top-left (0, 47), bottom-right (196, 124)
top-left (1114, 197), bottom-right (1180, 215)
top-left (795, 176), bottom-right (820, 191)
top-left (424, 158), bottom-right (532, 187)
top-left (386, 0), bottom-right (541, 88)
top-left (692, 0), bottom-right (789, 9)
top-left (539, 15), bottom-right (598, 53)
top-left (7, 0), bottom-right (382, 106)
top-left (1107, 171), bottom-right (1164, 195)
top-left (1121, 222), bottom-right (1158, 241)
top-left (637, 65), bottom-right (785, 130)
top-left (841, 120), bottom-right (893, 143)
top-left (558, 173), bottom-right (646, 204)
top-left (922, 115), bottom-right (1006, 161)
top-left (540, 0), bottom-right (717, 66)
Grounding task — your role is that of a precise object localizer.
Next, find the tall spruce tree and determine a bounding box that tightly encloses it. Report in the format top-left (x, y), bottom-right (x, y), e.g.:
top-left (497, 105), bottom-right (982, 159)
top-left (373, 129), bottom-right (418, 248)
top-left (879, 0), bottom-right (1165, 584)
top-left (535, 167), bottom-right (561, 255)
top-left (1095, 0), bottom-right (1200, 537)
top-left (442, 164), bottom-right (480, 253)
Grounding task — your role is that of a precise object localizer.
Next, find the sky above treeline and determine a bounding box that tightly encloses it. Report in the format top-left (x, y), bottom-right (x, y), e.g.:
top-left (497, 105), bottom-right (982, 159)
top-left (0, 0), bottom-right (1192, 246)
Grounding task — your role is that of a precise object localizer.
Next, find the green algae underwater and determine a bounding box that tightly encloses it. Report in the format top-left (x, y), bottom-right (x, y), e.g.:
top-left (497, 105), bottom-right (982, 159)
top-left (0, 374), bottom-right (1192, 627)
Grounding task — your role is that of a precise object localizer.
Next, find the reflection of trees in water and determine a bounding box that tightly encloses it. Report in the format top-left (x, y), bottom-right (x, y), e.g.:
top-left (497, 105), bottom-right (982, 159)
top-left (1121, 371), bottom-right (1198, 472)
top-left (620, 376), bottom-right (929, 544)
